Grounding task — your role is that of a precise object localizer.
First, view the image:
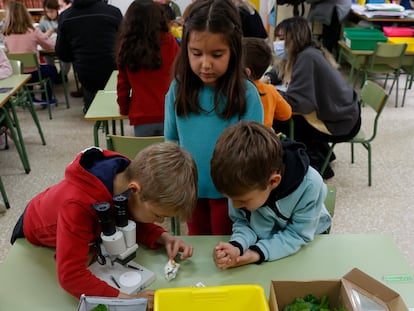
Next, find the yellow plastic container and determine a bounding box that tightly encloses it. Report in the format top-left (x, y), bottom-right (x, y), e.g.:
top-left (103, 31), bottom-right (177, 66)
top-left (154, 284), bottom-right (270, 311)
top-left (388, 37), bottom-right (414, 53)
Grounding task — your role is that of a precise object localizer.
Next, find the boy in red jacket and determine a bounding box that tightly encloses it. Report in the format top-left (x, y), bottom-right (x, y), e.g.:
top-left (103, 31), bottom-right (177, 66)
top-left (10, 142), bottom-right (197, 308)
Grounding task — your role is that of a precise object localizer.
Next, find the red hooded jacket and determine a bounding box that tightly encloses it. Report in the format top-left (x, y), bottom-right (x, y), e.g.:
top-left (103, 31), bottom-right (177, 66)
top-left (23, 147), bottom-right (166, 298)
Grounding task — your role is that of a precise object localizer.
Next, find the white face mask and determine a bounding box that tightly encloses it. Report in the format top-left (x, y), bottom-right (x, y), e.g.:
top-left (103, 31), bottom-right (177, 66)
top-left (273, 40), bottom-right (287, 60)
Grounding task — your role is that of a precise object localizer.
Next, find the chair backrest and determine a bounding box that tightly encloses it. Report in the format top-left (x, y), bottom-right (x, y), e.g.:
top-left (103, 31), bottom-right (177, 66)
top-left (361, 80), bottom-right (389, 114)
top-left (9, 59), bottom-right (23, 75)
top-left (368, 42), bottom-right (407, 69)
top-left (106, 134), bottom-right (165, 159)
top-left (360, 80), bottom-right (389, 141)
top-left (7, 53), bottom-right (41, 78)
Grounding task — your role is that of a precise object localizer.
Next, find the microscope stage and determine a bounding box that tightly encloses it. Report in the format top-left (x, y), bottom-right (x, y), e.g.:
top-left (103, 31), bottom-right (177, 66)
top-left (88, 260), bottom-right (156, 295)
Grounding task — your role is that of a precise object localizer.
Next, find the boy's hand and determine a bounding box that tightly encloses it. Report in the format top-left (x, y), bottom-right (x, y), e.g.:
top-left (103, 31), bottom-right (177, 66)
top-left (158, 232), bottom-right (194, 260)
top-left (213, 242), bottom-right (261, 269)
top-left (213, 242), bottom-right (240, 269)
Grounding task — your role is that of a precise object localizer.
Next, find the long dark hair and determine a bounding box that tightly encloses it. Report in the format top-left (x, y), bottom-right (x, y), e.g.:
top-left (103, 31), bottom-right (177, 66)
top-left (116, 0), bottom-right (170, 72)
top-left (173, 0), bottom-right (246, 119)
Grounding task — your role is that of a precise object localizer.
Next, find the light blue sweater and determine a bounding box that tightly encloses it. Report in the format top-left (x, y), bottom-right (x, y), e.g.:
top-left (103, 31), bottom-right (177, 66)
top-left (229, 167), bottom-right (332, 262)
top-left (164, 79), bottom-right (264, 198)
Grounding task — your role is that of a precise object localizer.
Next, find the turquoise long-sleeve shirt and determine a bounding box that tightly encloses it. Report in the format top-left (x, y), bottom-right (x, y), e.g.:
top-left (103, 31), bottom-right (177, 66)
top-left (164, 79), bottom-right (264, 198)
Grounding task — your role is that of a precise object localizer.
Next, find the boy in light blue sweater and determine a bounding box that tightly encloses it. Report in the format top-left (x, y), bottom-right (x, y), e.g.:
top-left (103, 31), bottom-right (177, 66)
top-left (210, 121), bottom-right (331, 269)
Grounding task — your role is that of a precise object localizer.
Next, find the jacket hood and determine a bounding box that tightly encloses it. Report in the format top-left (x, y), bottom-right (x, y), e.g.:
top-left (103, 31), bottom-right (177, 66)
top-left (265, 139), bottom-right (310, 203)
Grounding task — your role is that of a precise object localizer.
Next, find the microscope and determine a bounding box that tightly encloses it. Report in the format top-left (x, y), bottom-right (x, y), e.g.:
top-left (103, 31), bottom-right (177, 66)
top-left (92, 189), bottom-right (138, 266)
top-left (89, 190), bottom-right (155, 294)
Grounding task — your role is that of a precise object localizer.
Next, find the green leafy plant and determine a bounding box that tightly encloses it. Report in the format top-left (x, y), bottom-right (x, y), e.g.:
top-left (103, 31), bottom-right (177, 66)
top-left (90, 304), bottom-right (108, 311)
top-left (283, 294), bottom-right (346, 311)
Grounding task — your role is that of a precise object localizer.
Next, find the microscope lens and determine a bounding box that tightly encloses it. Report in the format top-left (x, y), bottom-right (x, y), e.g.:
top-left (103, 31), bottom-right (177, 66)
top-left (92, 202), bottom-right (116, 236)
top-left (113, 194), bottom-right (129, 227)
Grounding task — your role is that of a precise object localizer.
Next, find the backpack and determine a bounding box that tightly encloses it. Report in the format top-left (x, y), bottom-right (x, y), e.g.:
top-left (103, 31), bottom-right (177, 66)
top-left (277, 0), bottom-right (306, 17)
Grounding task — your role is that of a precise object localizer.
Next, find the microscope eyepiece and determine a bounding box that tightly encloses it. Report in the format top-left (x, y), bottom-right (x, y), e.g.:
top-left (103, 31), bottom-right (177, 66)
top-left (92, 202), bottom-right (116, 236)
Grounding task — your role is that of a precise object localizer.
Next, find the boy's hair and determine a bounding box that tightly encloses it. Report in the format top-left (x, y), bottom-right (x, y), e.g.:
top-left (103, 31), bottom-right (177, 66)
top-left (174, 0), bottom-right (247, 120)
top-left (117, 0), bottom-right (170, 72)
top-left (242, 37), bottom-right (272, 80)
top-left (2, 1), bottom-right (34, 36)
top-left (211, 121), bottom-right (284, 196)
top-left (43, 0), bottom-right (59, 11)
top-left (126, 142), bottom-right (198, 220)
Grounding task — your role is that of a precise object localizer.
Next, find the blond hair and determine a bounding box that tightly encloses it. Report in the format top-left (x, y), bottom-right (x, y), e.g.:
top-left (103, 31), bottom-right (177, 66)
top-left (126, 142), bottom-right (198, 220)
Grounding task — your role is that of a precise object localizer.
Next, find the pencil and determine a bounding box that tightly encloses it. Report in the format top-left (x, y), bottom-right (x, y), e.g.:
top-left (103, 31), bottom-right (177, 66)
top-left (110, 275), bottom-right (120, 288)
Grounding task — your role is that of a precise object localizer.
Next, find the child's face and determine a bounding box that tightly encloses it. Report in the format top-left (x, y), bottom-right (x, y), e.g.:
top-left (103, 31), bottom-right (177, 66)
top-left (226, 187), bottom-right (272, 211)
top-left (127, 191), bottom-right (176, 224)
top-left (45, 8), bottom-right (58, 20)
top-left (224, 173), bottom-right (281, 211)
top-left (187, 31), bottom-right (231, 86)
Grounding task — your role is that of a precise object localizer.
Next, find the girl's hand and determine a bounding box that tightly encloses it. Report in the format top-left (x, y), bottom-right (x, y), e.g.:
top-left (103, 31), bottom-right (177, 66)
top-left (158, 232), bottom-right (194, 260)
top-left (45, 28), bottom-right (55, 37)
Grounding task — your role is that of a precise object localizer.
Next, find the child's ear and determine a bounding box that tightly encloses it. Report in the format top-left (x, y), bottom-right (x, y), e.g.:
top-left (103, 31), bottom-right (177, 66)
top-left (128, 182), bottom-right (141, 194)
top-left (269, 172), bottom-right (281, 190)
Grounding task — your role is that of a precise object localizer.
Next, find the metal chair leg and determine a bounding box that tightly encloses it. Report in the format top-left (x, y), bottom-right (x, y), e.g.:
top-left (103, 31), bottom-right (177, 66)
top-left (0, 176), bottom-right (10, 209)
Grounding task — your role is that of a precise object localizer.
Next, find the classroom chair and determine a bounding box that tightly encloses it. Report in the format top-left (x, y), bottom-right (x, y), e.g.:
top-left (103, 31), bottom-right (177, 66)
top-left (7, 52), bottom-right (57, 119)
top-left (324, 185), bottom-right (336, 233)
top-left (0, 175), bottom-right (10, 210)
top-left (6, 60), bottom-right (46, 146)
top-left (105, 134), bottom-right (181, 236)
top-left (357, 42), bottom-right (406, 107)
top-left (401, 61), bottom-right (414, 108)
top-left (319, 80), bottom-right (389, 186)
top-left (0, 105), bottom-right (30, 173)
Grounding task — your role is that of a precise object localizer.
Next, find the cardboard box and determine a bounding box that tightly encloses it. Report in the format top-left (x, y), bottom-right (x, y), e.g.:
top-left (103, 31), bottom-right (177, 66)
top-left (269, 268), bottom-right (408, 311)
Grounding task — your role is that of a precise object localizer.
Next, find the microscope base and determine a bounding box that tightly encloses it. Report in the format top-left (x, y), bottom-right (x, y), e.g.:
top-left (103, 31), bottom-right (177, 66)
top-left (88, 260), bottom-right (156, 295)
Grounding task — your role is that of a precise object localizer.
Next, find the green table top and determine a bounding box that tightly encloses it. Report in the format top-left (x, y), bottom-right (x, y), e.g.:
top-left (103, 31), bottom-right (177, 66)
top-left (104, 70), bottom-right (118, 91)
top-left (84, 90), bottom-right (127, 121)
top-left (0, 234), bottom-right (413, 310)
top-left (0, 74), bottom-right (31, 107)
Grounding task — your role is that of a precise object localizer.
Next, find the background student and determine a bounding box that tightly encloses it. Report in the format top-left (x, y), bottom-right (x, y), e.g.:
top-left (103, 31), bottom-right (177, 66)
top-left (117, 0), bottom-right (179, 137)
top-left (10, 143), bottom-right (198, 309)
top-left (55, 0), bottom-right (122, 113)
top-left (164, 0), bottom-right (263, 235)
top-left (2, 1), bottom-right (58, 105)
top-left (211, 121), bottom-right (331, 269)
top-left (231, 0), bottom-right (267, 39)
top-left (272, 16), bottom-right (360, 180)
top-left (242, 37), bottom-right (292, 129)
top-left (38, 0), bottom-right (71, 84)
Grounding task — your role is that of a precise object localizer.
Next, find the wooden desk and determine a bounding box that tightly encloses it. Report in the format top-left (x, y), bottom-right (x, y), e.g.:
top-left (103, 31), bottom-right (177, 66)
top-left (84, 90), bottom-right (127, 147)
top-left (0, 74), bottom-right (33, 173)
top-left (0, 234), bottom-right (413, 311)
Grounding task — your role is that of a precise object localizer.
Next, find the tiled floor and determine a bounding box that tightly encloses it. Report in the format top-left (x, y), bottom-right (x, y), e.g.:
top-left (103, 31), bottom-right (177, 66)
top-left (1, 69), bottom-right (414, 274)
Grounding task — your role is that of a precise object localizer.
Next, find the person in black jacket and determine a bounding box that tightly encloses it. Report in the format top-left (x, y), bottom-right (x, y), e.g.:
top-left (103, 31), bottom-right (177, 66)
top-left (231, 0), bottom-right (267, 38)
top-left (55, 0), bottom-right (122, 113)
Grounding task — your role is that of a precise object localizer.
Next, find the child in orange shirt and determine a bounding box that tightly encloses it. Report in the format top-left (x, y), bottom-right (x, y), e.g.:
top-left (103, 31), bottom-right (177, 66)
top-left (242, 37), bottom-right (292, 128)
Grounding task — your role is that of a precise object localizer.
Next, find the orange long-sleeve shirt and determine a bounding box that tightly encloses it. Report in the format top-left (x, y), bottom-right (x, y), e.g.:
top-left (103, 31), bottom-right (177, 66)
top-left (254, 80), bottom-right (292, 127)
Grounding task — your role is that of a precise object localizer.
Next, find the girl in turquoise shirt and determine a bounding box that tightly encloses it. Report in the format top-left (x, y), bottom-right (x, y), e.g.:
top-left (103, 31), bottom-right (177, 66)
top-left (164, 0), bottom-right (264, 235)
